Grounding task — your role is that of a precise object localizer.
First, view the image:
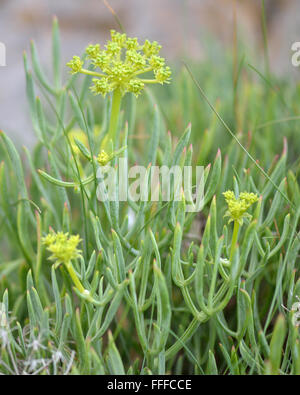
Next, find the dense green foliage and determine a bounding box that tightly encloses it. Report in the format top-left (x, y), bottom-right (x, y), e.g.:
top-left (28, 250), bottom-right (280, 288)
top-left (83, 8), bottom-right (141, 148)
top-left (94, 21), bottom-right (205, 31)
top-left (0, 18), bottom-right (300, 375)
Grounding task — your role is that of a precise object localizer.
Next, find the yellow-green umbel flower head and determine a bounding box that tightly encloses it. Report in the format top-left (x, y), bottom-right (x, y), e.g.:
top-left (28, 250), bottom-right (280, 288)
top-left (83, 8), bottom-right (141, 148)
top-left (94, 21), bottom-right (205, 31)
top-left (223, 191), bottom-right (259, 225)
top-left (42, 231), bottom-right (82, 267)
top-left (97, 150), bottom-right (110, 166)
top-left (67, 30), bottom-right (171, 98)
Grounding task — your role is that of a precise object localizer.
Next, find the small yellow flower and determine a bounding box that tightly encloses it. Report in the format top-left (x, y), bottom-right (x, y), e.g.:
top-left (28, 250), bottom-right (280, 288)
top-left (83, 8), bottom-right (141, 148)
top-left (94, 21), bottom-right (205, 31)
top-left (86, 44), bottom-right (101, 59)
top-left (97, 150), bottom-right (110, 166)
top-left (42, 232), bottom-right (56, 247)
top-left (66, 56), bottom-right (84, 74)
top-left (42, 231), bottom-right (82, 266)
top-left (223, 190), bottom-right (259, 225)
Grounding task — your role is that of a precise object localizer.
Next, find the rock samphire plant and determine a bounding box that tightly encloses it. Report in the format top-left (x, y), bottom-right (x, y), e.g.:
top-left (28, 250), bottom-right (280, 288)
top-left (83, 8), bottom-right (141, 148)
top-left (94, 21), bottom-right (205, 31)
top-left (0, 18), bottom-right (300, 375)
top-left (67, 30), bottom-right (171, 155)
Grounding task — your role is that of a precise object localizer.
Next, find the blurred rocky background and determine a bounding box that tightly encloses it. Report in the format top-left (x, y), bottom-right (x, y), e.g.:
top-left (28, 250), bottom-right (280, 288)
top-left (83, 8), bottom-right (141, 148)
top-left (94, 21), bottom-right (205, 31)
top-left (0, 0), bottom-right (299, 145)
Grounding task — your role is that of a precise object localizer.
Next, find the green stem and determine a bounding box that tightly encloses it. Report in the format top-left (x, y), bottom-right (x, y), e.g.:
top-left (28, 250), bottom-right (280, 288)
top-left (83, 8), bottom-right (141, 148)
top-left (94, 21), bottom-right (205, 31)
top-left (81, 68), bottom-right (105, 78)
top-left (35, 212), bottom-right (49, 305)
top-left (65, 261), bottom-right (85, 294)
top-left (139, 79), bottom-right (158, 84)
top-left (35, 211), bottom-right (42, 287)
top-left (102, 88), bottom-right (122, 152)
top-left (230, 220), bottom-right (240, 262)
top-left (165, 315), bottom-right (208, 360)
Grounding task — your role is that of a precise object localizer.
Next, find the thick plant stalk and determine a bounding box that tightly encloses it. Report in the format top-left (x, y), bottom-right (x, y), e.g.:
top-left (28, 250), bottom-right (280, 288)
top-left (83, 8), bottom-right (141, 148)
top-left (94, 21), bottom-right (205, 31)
top-left (101, 88), bottom-right (122, 152)
top-left (65, 261), bottom-right (85, 294)
top-left (230, 220), bottom-right (239, 262)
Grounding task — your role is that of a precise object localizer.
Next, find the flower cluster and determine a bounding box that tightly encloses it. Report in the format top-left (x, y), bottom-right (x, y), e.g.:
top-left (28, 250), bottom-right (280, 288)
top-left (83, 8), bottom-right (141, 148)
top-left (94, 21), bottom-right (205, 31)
top-left (42, 231), bottom-right (82, 266)
top-left (67, 30), bottom-right (171, 97)
top-left (96, 146), bottom-right (127, 166)
top-left (223, 191), bottom-right (259, 225)
top-left (67, 55), bottom-right (83, 74)
top-left (97, 150), bottom-right (110, 166)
